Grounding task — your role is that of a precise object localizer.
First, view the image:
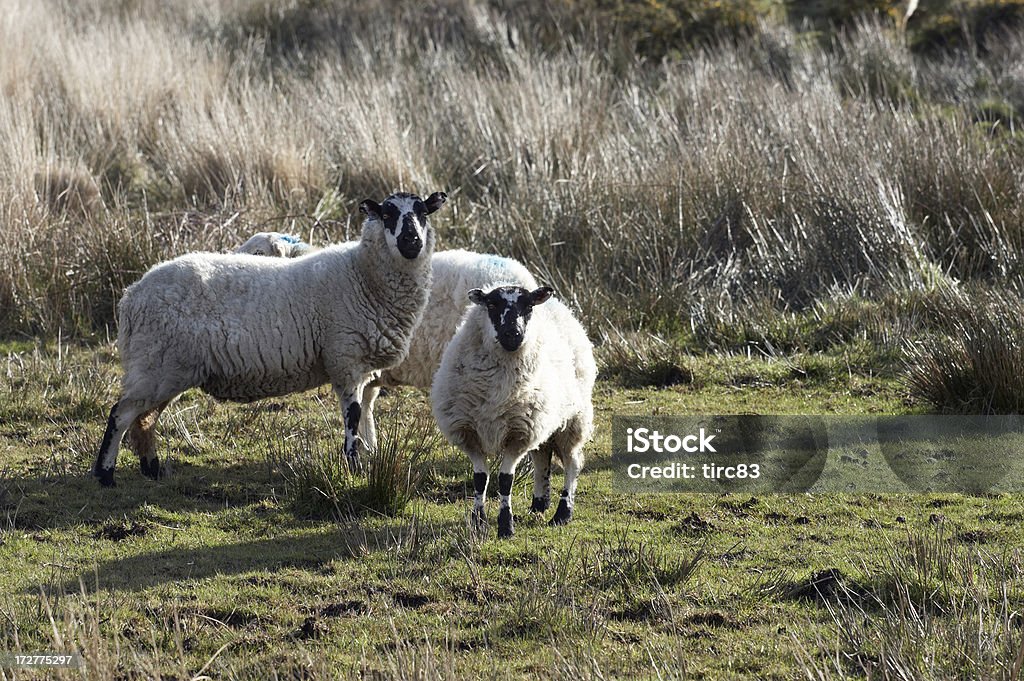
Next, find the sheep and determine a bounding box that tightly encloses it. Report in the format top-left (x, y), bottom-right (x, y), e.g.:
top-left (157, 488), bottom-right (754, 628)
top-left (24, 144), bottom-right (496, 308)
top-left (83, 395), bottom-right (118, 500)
top-left (234, 231), bottom-right (314, 258)
top-left (431, 285), bottom-right (596, 538)
top-left (92, 190), bottom-right (447, 487)
top-left (235, 231), bottom-right (313, 257)
top-left (234, 231), bottom-right (313, 258)
top-left (359, 250), bottom-right (538, 450)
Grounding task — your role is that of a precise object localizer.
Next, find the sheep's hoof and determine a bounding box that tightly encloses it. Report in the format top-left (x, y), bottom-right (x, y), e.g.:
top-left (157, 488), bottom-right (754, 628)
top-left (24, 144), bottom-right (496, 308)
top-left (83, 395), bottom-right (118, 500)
top-left (530, 495), bottom-right (550, 513)
top-left (140, 457), bottom-right (161, 480)
top-left (94, 467), bottom-right (116, 488)
top-left (497, 507), bottom-right (515, 538)
top-left (549, 500), bottom-right (572, 526)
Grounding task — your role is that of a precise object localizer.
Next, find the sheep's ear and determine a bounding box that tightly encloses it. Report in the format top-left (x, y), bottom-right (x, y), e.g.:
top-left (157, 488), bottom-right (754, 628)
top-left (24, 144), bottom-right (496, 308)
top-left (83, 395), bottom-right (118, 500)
top-left (360, 200), bottom-right (382, 219)
top-left (529, 287), bottom-right (554, 306)
top-left (468, 289), bottom-right (487, 305)
top-left (423, 191), bottom-right (448, 215)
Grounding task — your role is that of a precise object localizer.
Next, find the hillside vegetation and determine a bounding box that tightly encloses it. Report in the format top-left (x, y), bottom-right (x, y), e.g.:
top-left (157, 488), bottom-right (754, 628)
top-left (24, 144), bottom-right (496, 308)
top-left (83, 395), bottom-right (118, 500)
top-left (2, 0), bottom-right (1024, 408)
top-left (2, 3), bottom-right (1024, 678)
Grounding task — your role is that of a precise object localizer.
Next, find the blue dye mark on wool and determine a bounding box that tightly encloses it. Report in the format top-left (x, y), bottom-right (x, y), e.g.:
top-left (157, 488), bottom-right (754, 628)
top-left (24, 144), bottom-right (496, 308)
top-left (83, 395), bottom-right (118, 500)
top-left (279, 235), bottom-right (302, 245)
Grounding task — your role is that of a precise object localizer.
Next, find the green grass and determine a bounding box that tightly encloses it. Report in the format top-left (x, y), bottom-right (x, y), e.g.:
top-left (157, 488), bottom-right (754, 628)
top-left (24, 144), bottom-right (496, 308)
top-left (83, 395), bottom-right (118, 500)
top-left (2, 345), bottom-right (1023, 678)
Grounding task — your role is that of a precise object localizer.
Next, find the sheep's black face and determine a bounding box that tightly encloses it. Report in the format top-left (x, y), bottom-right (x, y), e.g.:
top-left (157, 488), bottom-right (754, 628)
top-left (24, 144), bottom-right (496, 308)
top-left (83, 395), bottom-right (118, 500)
top-left (469, 285), bottom-right (554, 352)
top-left (359, 191), bottom-right (447, 260)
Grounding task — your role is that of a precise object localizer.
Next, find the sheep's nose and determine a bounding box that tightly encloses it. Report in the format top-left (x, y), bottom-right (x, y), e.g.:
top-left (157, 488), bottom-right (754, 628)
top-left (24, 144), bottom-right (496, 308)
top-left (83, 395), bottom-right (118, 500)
top-left (397, 230), bottom-right (422, 259)
top-left (498, 330), bottom-right (523, 352)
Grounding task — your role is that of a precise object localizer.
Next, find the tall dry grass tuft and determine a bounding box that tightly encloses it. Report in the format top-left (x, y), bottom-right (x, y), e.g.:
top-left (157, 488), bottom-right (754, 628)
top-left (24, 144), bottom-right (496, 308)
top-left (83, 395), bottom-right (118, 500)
top-left (363, 402), bottom-right (439, 516)
top-left (905, 287), bottom-right (1024, 414)
top-left (280, 431), bottom-right (355, 521)
top-left (280, 399), bottom-right (436, 519)
top-left (596, 331), bottom-right (693, 388)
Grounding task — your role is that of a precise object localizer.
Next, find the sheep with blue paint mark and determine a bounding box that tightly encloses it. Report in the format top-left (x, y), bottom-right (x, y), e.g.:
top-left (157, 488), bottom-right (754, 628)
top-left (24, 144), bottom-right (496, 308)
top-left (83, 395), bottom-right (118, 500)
top-left (93, 190), bottom-right (446, 486)
top-left (431, 285), bottom-right (596, 538)
top-left (235, 232), bottom-right (314, 258)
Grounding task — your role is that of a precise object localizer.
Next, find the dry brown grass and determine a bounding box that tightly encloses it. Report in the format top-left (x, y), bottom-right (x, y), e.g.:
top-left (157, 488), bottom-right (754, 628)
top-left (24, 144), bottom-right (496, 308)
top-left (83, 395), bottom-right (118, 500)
top-left (905, 287), bottom-right (1024, 413)
top-left (0, 0), bottom-right (1022, 412)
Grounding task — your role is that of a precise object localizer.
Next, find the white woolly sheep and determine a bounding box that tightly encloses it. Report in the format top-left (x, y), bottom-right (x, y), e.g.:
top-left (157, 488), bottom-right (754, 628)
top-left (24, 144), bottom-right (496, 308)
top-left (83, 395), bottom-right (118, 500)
top-left (234, 231), bottom-right (314, 258)
top-left (431, 285), bottom-right (596, 538)
top-left (359, 250), bottom-right (538, 449)
top-left (93, 190), bottom-right (447, 487)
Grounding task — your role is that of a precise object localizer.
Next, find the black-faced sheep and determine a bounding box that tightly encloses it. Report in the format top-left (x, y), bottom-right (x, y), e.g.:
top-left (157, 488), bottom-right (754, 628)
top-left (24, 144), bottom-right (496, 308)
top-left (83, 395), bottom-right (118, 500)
top-left (431, 285), bottom-right (596, 537)
top-left (360, 250), bottom-right (537, 449)
top-left (93, 191), bottom-right (446, 486)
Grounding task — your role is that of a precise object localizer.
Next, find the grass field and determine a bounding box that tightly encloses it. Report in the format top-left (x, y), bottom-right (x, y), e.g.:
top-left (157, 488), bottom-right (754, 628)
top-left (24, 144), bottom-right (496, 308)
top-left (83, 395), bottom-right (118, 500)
top-left (3, 346), bottom-right (1024, 678)
top-left (4, 0), bottom-right (1024, 678)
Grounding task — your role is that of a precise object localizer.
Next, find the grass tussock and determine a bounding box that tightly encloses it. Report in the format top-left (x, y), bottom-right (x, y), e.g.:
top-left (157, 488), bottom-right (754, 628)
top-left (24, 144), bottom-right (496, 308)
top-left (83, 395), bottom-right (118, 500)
top-left (905, 288), bottom-right (1024, 413)
top-left (363, 402), bottom-right (439, 516)
top-left (280, 432), bottom-right (354, 520)
top-left (596, 331), bottom-right (693, 388)
top-left (795, 526), bottom-right (1024, 680)
top-left (281, 401), bottom-right (436, 519)
top-left (496, 531), bottom-right (704, 642)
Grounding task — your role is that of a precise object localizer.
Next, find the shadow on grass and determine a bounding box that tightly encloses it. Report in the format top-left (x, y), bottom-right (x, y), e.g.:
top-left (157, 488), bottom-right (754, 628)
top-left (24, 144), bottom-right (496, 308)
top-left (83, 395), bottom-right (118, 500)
top-left (2, 459), bottom-right (282, 531)
top-left (57, 521), bottom-right (413, 593)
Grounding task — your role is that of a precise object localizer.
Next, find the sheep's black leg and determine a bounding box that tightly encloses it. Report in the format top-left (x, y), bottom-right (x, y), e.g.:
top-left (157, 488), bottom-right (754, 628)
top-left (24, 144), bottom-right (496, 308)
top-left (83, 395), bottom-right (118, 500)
top-left (468, 451), bottom-right (488, 528)
top-left (139, 456), bottom-right (159, 480)
top-left (95, 399), bottom-right (151, 487)
top-left (497, 471), bottom-right (515, 538)
top-left (341, 392), bottom-right (362, 472)
top-left (473, 471), bottom-right (488, 524)
top-left (551, 489), bottom-right (572, 525)
top-left (130, 401), bottom-right (169, 481)
top-left (550, 447), bottom-right (583, 526)
top-left (94, 402), bottom-right (121, 487)
top-left (530, 446), bottom-right (552, 513)
top-left (497, 453), bottom-right (530, 538)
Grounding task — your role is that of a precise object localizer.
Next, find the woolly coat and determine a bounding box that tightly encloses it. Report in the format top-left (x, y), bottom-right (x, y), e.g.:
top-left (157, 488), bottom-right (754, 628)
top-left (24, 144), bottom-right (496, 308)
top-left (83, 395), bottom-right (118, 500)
top-left (381, 249), bottom-right (538, 391)
top-left (117, 219), bottom-right (432, 405)
top-left (431, 297), bottom-right (596, 460)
